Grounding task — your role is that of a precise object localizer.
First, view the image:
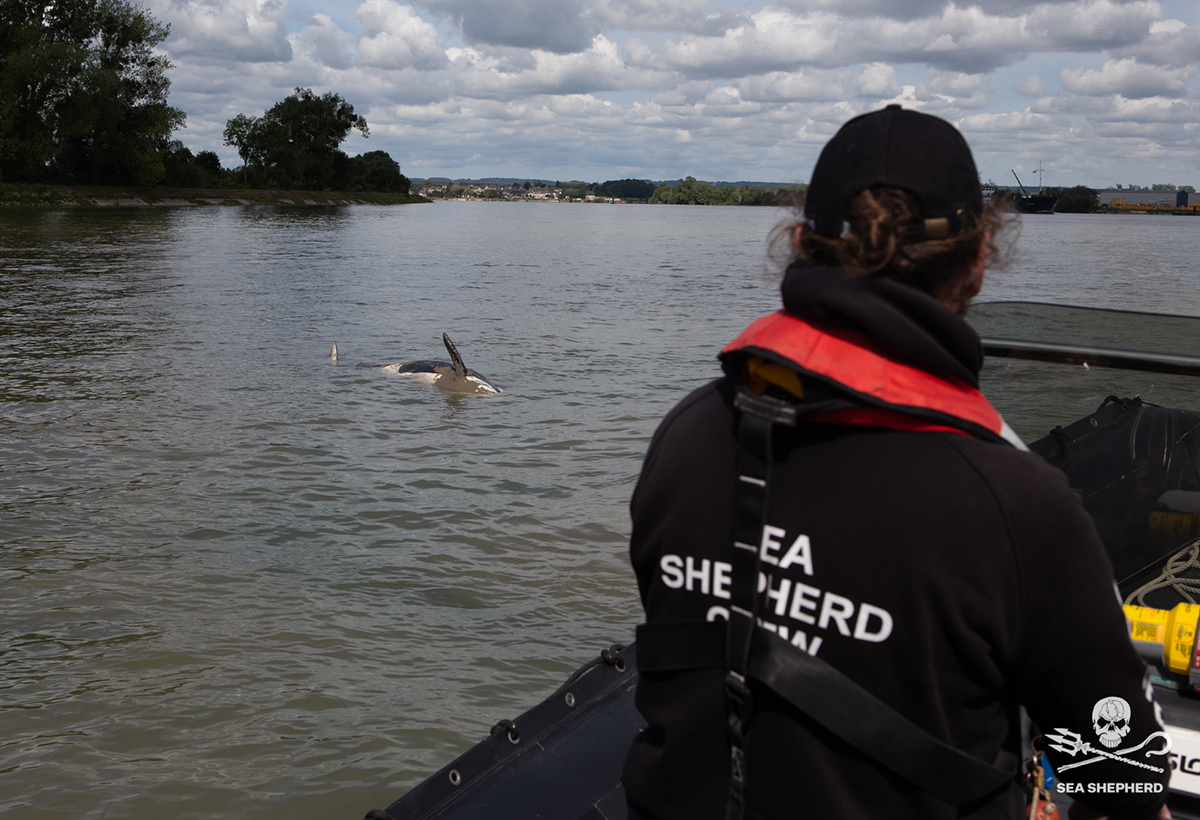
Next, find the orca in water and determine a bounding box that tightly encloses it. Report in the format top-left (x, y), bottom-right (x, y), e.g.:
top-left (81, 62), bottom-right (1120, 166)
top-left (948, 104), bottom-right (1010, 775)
top-left (358, 334), bottom-right (503, 395)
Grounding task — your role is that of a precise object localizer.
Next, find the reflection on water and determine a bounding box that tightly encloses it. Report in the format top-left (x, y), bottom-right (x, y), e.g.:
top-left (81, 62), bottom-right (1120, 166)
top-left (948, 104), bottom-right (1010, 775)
top-left (2, 206), bottom-right (1200, 818)
top-left (1, 211), bottom-right (176, 409)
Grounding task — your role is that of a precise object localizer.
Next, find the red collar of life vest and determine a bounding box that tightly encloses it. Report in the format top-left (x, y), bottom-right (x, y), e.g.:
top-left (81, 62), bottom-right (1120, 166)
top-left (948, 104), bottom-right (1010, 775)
top-left (722, 311), bottom-right (1027, 450)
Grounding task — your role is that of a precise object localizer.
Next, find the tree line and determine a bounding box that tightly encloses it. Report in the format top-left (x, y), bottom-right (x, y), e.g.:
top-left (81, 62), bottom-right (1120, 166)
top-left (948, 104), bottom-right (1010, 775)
top-left (1, 1), bottom-right (409, 193)
top-left (1113, 183), bottom-right (1196, 192)
top-left (549, 177), bottom-right (801, 205)
top-left (649, 177), bottom-right (802, 206)
top-left (416, 177), bottom-right (801, 205)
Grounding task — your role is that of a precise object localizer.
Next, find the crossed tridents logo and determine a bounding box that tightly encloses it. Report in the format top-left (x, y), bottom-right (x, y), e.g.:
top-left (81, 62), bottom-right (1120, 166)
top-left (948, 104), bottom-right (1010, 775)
top-left (1045, 697), bottom-right (1172, 773)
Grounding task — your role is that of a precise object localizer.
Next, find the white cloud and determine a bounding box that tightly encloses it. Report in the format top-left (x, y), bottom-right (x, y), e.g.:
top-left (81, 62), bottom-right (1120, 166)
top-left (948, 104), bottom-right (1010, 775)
top-left (915, 70), bottom-right (993, 110)
top-left (160, 0), bottom-right (292, 62)
top-left (775, 0), bottom-right (1112, 19)
top-left (958, 94), bottom-right (1200, 188)
top-left (1019, 0), bottom-right (1160, 52)
top-left (960, 109), bottom-right (1059, 139)
top-left (356, 0), bottom-right (448, 70)
top-left (1061, 58), bottom-right (1195, 98)
top-left (1012, 75), bottom-right (1049, 97)
top-left (147, 0), bottom-right (1200, 185)
top-left (414, 0), bottom-right (599, 53)
top-left (595, 0), bottom-right (748, 35)
top-left (1117, 18), bottom-right (1200, 67)
top-left (639, 0), bottom-right (1161, 78)
top-left (854, 63), bottom-right (899, 98)
top-left (1099, 95), bottom-right (1200, 124)
top-left (1150, 19), bottom-right (1188, 36)
top-left (293, 14), bottom-right (354, 69)
top-left (733, 70), bottom-right (852, 102)
top-left (433, 35), bottom-right (658, 100)
top-left (643, 9), bottom-right (838, 76)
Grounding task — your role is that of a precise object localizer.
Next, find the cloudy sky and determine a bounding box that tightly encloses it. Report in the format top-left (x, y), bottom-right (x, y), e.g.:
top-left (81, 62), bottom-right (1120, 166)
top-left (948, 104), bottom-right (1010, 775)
top-left (148, 0), bottom-right (1200, 187)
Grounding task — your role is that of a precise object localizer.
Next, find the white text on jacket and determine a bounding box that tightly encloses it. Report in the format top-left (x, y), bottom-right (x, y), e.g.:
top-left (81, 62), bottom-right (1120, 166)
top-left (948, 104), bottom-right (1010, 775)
top-left (658, 527), bottom-right (894, 656)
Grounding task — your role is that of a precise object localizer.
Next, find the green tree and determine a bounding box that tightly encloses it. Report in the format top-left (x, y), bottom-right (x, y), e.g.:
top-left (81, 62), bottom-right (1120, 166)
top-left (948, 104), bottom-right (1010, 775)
top-left (160, 140), bottom-right (228, 187)
top-left (649, 178), bottom-right (801, 206)
top-left (161, 140), bottom-right (198, 186)
top-left (559, 182), bottom-right (587, 199)
top-left (598, 179), bottom-right (655, 199)
top-left (0, 0), bottom-right (184, 184)
top-left (194, 150), bottom-right (222, 176)
top-left (650, 176), bottom-right (730, 205)
top-left (57, 0), bottom-right (184, 184)
top-left (346, 150), bottom-right (410, 193)
top-left (0, 0), bottom-right (89, 180)
top-left (224, 88), bottom-right (369, 189)
top-left (265, 87), bottom-right (367, 188)
top-left (223, 114), bottom-right (262, 181)
top-left (1054, 185), bottom-right (1099, 213)
top-left (737, 185), bottom-right (799, 206)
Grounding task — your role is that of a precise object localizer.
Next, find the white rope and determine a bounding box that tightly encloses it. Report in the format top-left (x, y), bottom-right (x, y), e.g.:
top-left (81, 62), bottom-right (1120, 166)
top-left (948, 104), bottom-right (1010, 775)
top-left (1124, 538), bottom-right (1200, 607)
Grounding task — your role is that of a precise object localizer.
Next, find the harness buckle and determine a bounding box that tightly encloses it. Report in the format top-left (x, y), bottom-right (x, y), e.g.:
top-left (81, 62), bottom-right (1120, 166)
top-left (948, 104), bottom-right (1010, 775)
top-left (734, 387), bottom-right (798, 426)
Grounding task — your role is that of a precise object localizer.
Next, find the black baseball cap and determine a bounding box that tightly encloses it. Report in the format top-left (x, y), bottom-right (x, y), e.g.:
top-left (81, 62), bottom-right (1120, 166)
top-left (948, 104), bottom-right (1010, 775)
top-left (803, 105), bottom-right (982, 242)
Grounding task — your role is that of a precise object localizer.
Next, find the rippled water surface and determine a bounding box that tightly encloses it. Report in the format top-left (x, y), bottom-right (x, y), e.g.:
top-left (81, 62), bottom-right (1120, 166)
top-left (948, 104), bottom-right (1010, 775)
top-left (1, 204), bottom-right (1199, 818)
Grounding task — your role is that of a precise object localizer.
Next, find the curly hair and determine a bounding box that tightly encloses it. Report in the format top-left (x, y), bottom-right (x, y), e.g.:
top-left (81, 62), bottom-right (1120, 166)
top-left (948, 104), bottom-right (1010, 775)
top-left (773, 187), bottom-right (1017, 309)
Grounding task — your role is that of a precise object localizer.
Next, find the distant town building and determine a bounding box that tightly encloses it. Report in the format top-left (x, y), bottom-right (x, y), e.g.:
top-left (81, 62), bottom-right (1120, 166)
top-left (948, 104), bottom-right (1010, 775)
top-left (1098, 189), bottom-right (1197, 209)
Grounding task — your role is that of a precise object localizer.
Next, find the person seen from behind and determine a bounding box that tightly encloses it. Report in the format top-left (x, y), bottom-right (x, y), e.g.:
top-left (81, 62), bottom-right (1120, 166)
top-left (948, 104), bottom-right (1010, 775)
top-left (622, 105), bottom-right (1171, 820)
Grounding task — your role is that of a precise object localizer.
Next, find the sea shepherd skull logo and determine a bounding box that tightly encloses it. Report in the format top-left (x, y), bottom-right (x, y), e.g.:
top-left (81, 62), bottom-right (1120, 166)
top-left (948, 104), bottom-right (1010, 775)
top-left (1093, 696), bottom-right (1132, 748)
top-left (1045, 697), bottom-right (1172, 773)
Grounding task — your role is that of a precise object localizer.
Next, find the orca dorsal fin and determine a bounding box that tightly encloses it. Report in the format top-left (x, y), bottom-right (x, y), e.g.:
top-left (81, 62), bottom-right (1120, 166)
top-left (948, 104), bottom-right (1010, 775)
top-left (443, 333), bottom-right (466, 376)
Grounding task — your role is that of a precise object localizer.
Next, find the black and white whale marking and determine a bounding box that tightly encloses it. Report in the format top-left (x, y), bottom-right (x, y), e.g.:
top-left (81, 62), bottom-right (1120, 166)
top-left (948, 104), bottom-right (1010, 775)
top-left (357, 333), bottom-right (503, 395)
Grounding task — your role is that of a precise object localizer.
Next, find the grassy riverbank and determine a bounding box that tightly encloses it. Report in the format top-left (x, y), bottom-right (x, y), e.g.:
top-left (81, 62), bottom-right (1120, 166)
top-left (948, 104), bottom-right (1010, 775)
top-left (0, 183), bottom-right (429, 206)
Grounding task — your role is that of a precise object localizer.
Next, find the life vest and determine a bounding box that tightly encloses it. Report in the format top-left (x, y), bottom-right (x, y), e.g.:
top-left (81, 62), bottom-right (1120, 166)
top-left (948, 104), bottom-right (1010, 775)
top-left (721, 310), bottom-right (1027, 450)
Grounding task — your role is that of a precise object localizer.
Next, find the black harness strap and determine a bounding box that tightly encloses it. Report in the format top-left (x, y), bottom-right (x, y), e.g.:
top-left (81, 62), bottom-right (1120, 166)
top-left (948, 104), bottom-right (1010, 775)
top-left (636, 622), bottom-right (1015, 807)
top-left (748, 630), bottom-right (1014, 806)
top-left (724, 389), bottom-right (796, 820)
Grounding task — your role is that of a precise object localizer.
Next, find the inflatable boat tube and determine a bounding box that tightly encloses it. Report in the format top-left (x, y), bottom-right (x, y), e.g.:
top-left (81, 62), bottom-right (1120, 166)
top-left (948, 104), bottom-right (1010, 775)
top-left (365, 644), bottom-right (643, 820)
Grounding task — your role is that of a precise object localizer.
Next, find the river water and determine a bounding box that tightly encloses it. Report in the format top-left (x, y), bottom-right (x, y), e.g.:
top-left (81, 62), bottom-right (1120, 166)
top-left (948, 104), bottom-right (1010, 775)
top-left (1, 204), bottom-right (1199, 819)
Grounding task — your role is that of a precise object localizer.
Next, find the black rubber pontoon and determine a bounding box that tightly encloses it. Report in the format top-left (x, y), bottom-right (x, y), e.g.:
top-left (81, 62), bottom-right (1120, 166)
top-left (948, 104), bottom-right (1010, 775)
top-left (366, 645), bottom-right (643, 820)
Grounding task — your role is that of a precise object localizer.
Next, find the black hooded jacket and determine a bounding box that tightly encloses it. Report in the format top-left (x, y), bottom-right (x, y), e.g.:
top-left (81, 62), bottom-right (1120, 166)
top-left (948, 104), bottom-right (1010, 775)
top-left (622, 263), bottom-right (1168, 819)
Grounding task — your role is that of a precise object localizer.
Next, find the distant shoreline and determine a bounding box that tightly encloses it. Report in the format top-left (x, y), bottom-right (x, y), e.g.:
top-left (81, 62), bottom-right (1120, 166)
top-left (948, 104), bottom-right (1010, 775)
top-left (0, 184), bottom-right (430, 207)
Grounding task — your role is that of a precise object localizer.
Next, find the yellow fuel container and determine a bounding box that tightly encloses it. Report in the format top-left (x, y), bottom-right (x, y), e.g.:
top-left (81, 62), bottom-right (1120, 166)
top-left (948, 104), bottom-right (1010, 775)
top-left (1124, 602), bottom-right (1200, 675)
top-left (1148, 510), bottom-right (1200, 539)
